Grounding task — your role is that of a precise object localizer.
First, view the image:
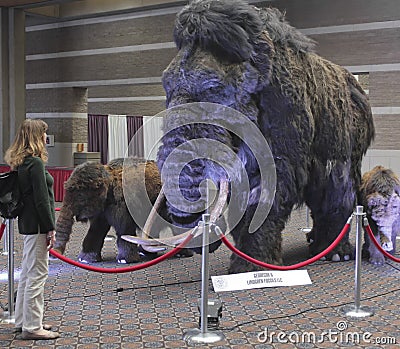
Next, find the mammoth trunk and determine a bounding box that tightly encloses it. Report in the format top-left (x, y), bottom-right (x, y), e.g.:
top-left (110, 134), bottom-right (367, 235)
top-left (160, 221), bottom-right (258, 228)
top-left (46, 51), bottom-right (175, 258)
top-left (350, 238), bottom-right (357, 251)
top-left (157, 122), bottom-right (234, 230)
top-left (54, 193), bottom-right (75, 254)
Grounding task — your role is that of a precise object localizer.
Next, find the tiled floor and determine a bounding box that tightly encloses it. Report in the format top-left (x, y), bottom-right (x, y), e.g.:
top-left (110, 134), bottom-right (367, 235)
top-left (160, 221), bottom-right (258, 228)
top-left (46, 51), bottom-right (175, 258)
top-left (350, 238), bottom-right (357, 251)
top-left (0, 207), bottom-right (399, 348)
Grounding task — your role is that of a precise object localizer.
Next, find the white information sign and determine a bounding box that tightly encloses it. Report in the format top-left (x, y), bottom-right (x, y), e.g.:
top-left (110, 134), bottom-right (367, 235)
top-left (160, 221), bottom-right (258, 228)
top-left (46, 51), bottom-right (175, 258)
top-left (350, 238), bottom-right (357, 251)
top-left (211, 270), bottom-right (312, 292)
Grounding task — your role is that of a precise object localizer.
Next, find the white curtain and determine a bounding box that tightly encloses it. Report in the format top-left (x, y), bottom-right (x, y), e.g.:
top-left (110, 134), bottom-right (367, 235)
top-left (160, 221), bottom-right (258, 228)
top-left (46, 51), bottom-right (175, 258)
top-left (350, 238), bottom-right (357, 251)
top-left (108, 114), bottom-right (128, 161)
top-left (143, 116), bottom-right (164, 160)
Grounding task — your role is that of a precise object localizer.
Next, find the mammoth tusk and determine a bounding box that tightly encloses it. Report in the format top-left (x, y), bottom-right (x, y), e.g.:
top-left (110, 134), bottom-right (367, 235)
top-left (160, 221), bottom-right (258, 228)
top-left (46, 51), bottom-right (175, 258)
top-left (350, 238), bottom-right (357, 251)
top-left (122, 179), bottom-right (229, 247)
top-left (142, 186), bottom-right (166, 238)
top-left (140, 245), bottom-right (166, 253)
top-left (122, 228), bottom-right (196, 247)
top-left (210, 179), bottom-right (229, 223)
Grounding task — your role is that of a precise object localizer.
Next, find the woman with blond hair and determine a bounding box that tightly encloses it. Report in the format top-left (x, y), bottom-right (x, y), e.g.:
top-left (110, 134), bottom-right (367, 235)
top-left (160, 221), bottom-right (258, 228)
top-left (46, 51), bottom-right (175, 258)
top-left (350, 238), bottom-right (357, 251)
top-left (4, 119), bottom-right (60, 340)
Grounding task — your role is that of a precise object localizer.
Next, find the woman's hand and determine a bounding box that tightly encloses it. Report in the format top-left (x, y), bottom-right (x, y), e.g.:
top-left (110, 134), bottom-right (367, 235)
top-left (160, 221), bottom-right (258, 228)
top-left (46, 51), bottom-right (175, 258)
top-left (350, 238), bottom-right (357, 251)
top-left (46, 230), bottom-right (56, 251)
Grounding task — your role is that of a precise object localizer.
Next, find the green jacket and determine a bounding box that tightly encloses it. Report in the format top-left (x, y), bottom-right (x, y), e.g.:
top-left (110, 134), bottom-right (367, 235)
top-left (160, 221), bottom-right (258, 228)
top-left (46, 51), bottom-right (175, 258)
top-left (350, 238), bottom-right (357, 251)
top-left (17, 156), bottom-right (55, 234)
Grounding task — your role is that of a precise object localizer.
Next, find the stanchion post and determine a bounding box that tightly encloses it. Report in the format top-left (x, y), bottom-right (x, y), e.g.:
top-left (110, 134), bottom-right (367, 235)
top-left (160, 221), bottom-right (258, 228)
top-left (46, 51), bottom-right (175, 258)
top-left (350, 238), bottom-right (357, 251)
top-left (300, 207), bottom-right (312, 236)
top-left (200, 214), bottom-right (211, 334)
top-left (183, 213), bottom-right (225, 344)
top-left (2, 219), bottom-right (9, 256)
top-left (342, 206), bottom-right (374, 318)
top-left (1, 219), bottom-right (16, 324)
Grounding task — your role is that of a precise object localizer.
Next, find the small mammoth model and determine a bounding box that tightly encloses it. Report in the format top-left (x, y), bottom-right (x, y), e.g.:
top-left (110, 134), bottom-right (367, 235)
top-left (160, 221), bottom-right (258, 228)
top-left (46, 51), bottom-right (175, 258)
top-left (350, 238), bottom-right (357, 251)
top-left (54, 158), bottom-right (173, 264)
top-left (359, 166), bottom-right (400, 265)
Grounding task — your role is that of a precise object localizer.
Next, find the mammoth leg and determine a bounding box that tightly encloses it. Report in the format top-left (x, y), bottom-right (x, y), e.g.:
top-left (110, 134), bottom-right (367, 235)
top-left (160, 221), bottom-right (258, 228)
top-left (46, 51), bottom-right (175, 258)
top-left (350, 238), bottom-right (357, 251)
top-left (366, 221), bottom-right (386, 266)
top-left (306, 164), bottom-right (355, 261)
top-left (228, 205), bottom-right (286, 274)
top-left (115, 233), bottom-right (142, 264)
top-left (391, 216), bottom-right (399, 254)
top-left (364, 216), bottom-right (398, 266)
top-left (78, 215), bottom-right (110, 263)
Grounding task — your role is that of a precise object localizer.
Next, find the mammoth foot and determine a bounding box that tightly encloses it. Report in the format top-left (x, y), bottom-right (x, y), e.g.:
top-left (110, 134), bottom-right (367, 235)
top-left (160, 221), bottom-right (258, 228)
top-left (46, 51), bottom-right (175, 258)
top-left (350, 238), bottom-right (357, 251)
top-left (309, 240), bottom-right (354, 262)
top-left (367, 245), bottom-right (388, 266)
top-left (78, 251), bottom-right (102, 263)
top-left (174, 248), bottom-right (194, 258)
top-left (116, 251), bottom-right (141, 264)
top-left (369, 253), bottom-right (386, 266)
top-left (228, 253), bottom-right (282, 274)
top-left (49, 247), bottom-right (65, 260)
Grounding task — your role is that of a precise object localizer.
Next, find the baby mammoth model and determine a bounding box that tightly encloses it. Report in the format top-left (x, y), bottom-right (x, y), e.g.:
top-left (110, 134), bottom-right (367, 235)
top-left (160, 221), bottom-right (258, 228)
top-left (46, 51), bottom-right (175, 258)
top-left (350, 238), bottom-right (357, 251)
top-left (54, 158), bottom-right (169, 264)
top-left (153, 0), bottom-right (374, 273)
top-left (359, 166), bottom-right (400, 265)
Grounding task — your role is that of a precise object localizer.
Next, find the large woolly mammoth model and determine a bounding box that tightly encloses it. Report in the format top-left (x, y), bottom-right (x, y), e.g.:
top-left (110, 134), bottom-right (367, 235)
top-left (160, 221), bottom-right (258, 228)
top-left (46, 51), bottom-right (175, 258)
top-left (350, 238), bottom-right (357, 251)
top-left (150, 0), bottom-right (374, 273)
top-left (54, 158), bottom-right (170, 263)
top-left (359, 166), bottom-right (400, 265)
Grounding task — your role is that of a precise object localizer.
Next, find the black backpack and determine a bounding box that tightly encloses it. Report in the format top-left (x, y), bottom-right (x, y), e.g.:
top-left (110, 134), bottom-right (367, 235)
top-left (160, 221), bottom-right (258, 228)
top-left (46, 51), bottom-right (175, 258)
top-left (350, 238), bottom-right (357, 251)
top-left (0, 171), bottom-right (24, 219)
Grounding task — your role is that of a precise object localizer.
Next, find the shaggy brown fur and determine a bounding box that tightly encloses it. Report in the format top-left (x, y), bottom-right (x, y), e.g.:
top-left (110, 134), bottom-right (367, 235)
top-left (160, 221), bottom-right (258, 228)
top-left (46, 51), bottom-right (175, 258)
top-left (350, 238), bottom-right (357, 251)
top-left (54, 158), bottom-right (167, 263)
top-left (159, 0), bottom-right (374, 273)
top-left (359, 166), bottom-right (400, 265)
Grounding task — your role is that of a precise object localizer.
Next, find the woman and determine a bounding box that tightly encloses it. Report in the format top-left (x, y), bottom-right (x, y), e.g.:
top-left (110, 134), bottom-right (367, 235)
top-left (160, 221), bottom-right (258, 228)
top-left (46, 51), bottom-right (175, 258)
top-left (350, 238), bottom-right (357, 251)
top-left (4, 119), bottom-right (60, 340)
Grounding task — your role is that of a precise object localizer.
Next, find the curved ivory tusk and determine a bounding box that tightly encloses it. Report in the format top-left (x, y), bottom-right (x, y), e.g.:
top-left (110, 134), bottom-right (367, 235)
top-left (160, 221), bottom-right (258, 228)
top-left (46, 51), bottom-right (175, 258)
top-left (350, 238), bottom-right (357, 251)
top-left (122, 179), bottom-right (229, 247)
top-left (122, 229), bottom-right (195, 247)
top-left (140, 245), bottom-right (166, 253)
top-left (142, 186), bottom-right (166, 238)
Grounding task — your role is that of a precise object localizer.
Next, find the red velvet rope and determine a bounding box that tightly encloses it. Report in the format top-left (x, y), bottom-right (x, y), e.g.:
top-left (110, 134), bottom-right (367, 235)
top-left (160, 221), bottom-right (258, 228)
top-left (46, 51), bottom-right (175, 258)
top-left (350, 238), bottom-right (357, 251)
top-left (49, 232), bottom-right (194, 273)
top-left (0, 222), bottom-right (6, 241)
top-left (219, 223), bottom-right (351, 270)
top-left (364, 224), bottom-right (400, 263)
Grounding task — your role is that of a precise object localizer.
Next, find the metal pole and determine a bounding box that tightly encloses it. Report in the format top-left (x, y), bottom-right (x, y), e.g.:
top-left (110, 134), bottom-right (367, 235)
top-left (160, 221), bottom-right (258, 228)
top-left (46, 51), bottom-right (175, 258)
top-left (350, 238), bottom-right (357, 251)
top-left (354, 206), bottom-right (363, 310)
top-left (199, 214), bottom-right (210, 334)
top-left (1, 219), bottom-right (15, 323)
top-left (7, 219), bottom-right (15, 317)
top-left (343, 206), bottom-right (373, 318)
top-left (2, 221), bottom-right (9, 255)
top-left (300, 207), bottom-right (312, 235)
top-left (183, 181), bottom-right (224, 344)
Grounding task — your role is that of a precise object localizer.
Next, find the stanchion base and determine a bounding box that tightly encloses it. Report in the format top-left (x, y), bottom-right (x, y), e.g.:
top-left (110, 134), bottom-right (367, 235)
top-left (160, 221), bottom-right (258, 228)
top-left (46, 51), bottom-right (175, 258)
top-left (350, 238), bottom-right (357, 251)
top-left (183, 329), bottom-right (225, 345)
top-left (0, 312), bottom-right (15, 324)
top-left (342, 305), bottom-right (374, 318)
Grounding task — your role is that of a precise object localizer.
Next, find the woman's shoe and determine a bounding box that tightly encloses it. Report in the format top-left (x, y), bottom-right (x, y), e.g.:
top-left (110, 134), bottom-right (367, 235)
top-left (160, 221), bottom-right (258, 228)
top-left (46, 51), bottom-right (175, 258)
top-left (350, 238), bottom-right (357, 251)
top-left (21, 329), bottom-right (59, 340)
top-left (15, 324), bottom-right (52, 333)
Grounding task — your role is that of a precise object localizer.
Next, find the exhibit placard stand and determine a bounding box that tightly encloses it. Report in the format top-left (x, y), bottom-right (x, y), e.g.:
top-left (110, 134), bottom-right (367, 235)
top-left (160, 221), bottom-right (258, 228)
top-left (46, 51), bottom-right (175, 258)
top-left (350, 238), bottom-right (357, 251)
top-left (342, 206), bottom-right (374, 318)
top-left (0, 219), bottom-right (16, 324)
